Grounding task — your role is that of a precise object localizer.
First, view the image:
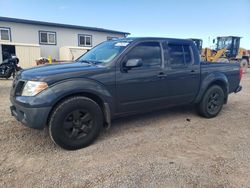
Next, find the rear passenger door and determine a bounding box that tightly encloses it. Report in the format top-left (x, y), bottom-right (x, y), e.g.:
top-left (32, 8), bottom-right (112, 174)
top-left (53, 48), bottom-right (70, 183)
top-left (163, 41), bottom-right (200, 105)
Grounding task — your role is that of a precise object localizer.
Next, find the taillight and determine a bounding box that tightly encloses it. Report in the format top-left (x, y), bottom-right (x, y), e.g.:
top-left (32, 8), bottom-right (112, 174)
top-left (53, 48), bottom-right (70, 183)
top-left (239, 66), bottom-right (243, 80)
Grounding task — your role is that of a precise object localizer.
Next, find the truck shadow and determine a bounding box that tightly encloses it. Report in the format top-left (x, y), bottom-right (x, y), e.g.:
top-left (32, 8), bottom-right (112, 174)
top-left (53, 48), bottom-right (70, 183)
top-left (12, 105), bottom-right (196, 153)
top-left (100, 105), bottom-right (196, 137)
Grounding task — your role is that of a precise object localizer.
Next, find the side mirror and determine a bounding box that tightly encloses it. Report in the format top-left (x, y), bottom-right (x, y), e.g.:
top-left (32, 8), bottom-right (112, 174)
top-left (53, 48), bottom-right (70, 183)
top-left (212, 39), bottom-right (215, 44)
top-left (125, 58), bottom-right (143, 69)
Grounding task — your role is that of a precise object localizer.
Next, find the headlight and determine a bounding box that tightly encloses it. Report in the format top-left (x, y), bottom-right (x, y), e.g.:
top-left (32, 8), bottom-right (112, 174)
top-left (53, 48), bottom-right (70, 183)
top-left (21, 81), bottom-right (48, 96)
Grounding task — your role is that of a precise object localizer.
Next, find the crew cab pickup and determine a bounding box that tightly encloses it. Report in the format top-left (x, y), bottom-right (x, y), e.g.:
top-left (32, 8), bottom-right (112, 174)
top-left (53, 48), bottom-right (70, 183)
top-left (10, 37), bottom-right (242, 150)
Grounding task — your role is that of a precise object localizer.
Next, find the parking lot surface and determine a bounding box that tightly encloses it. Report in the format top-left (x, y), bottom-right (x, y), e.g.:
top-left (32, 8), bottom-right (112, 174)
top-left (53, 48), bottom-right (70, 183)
top-left (0, 73), bottom-right (250, 187)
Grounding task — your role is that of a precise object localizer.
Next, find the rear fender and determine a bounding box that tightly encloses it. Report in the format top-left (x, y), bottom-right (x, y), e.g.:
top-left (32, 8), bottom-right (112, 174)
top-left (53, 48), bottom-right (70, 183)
top-left (194, 72), bottom-right (229, 104)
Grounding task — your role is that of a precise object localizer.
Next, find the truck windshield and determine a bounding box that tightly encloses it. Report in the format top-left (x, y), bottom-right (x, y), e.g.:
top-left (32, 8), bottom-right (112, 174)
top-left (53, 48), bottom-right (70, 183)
top-left (77, 40), bottom-right (131, 64)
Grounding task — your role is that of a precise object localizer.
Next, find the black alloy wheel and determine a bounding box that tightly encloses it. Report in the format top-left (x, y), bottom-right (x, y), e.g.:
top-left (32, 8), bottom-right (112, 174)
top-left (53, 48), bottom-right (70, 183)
top-left (63, 109), bottom-right (93, 140)
top-left (197, 85), bottom-right (224, 118)
top-left (49, 96), bottom-right (103, 150)
top-left (206, 92), bottom-right (222, 115)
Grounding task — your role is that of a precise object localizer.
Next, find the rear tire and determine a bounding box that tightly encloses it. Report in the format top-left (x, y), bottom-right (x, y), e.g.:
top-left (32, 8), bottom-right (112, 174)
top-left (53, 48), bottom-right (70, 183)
top-left (49, 96), bottom-right (103, 150)
top-left (197, 85), bottom-right (224, 118)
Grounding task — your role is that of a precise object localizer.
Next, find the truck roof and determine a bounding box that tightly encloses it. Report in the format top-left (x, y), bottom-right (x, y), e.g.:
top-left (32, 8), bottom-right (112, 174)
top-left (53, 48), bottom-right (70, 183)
top-left (117, 37), bottom-right (193, 43)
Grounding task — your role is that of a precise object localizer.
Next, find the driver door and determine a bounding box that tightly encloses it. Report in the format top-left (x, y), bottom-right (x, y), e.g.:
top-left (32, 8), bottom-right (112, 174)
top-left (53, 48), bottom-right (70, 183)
top-left (115, 41), bottom-right (168, 113)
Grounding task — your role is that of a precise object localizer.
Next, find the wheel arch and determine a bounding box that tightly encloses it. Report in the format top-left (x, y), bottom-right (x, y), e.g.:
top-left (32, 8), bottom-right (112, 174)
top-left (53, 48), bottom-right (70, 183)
top-left (194, 73), bottom-right (229, 104)
top-left (47, 91), bottom-right (111, 128)
top-left (46, 79), bottom-right (114, 128)
top-left (207, 80), bottom-right (228, 103)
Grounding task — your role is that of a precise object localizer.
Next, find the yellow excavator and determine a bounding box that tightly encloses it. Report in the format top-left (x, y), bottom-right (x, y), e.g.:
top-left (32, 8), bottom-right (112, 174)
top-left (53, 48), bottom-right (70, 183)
top-left (202, 36), bottom-right (249, 72)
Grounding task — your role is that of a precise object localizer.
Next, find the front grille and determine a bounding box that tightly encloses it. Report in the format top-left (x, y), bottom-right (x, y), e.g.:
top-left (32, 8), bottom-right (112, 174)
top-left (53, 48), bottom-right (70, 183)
top-left (14, 81), bottom-right (25, 96)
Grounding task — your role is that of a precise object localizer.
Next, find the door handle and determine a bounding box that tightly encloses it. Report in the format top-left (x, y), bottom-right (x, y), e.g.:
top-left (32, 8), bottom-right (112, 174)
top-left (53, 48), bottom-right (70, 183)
top-left (189, 70), bottom-right (196, 75)
top-left (157, 72), bottom-right (167, 79)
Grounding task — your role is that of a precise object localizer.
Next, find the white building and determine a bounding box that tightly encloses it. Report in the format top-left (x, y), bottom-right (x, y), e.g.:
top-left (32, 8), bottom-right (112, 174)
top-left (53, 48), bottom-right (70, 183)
top-left (0, 17), bottom-right (129, 68)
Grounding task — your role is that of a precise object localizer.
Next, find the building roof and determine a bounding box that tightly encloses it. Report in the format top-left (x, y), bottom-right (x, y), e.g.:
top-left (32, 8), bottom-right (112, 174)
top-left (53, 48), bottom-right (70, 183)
top-left (0, 16), bottom-right (130, 35)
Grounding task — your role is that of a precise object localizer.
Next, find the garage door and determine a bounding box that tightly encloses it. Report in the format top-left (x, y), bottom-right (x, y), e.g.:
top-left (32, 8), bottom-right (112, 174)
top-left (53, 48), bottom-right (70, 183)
top-left (15, 45), bottom-right (41, 68)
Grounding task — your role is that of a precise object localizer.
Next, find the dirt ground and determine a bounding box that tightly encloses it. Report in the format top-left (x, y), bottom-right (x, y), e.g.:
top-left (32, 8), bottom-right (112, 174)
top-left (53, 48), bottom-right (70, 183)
top-left (0, 73), bottom-right (250, 188)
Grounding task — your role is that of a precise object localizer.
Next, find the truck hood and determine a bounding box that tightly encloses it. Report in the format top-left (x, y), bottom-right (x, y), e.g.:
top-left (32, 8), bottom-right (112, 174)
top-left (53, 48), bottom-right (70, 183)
top-left (19, 62), bottom-right (106, 84)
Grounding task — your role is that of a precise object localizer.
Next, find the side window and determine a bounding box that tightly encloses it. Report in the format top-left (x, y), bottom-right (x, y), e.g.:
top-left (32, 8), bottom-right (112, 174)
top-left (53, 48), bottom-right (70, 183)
top-left (126, 42), bottom-right (161, 68)
top-left (166, 43), bottom-right (193, 66)
top-left (168, 43), bottom-right (185, 65)
top-left (183, 45), bottom-right (193, 64)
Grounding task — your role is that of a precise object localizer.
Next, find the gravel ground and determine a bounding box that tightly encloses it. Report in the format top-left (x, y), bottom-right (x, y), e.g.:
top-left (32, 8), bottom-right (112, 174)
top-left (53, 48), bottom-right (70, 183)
top-left (0, 73), bottom-right (250, 188)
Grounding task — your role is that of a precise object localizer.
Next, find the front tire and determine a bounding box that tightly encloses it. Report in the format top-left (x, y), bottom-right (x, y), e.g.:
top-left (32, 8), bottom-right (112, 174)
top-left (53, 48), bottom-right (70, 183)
top-left (49, 96), bottom-right (103, 150)
top-left (197, 85), bottom-right (224, 118)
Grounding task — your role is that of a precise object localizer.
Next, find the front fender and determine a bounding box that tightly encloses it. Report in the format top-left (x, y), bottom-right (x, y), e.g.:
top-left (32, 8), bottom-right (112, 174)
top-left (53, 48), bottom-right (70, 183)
top-left (194, 72), bottom-right (229, 103)
top-left (15, 78), bottom-right (115, 113)
top-left (49, 78), bottom-right (115, 111)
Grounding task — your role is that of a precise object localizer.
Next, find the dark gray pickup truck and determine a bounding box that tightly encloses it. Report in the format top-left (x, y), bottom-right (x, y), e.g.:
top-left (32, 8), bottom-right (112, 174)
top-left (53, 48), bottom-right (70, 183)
top-left (10, 37), bottom-right (242, 150)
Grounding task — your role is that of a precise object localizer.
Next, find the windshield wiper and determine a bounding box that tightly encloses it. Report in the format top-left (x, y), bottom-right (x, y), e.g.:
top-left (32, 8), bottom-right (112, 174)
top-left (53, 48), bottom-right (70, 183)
top-left (76, 60), bottom-right (103, 65)
top-left (76, 60), bottom-right (95, 65)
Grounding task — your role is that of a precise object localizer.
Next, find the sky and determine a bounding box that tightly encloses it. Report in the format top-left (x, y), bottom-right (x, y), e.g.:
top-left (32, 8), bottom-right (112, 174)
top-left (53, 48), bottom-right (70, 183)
top-left (0, 0), bottom-right (250, 48)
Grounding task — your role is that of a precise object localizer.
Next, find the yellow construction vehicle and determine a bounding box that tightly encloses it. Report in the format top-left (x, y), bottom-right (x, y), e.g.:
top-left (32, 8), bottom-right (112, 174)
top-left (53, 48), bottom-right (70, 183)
top-left (202, 36), bottom-right (249, 72)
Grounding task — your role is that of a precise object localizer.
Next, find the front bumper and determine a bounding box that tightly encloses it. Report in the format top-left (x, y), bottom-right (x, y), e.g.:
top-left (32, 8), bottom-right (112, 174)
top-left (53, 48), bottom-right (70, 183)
top-left (10, 99), bottom-right (51, 129)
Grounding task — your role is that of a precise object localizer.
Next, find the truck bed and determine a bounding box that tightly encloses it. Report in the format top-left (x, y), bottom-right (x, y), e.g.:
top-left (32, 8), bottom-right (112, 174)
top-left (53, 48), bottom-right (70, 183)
top-left (201, 61), bottom-right (241, 93)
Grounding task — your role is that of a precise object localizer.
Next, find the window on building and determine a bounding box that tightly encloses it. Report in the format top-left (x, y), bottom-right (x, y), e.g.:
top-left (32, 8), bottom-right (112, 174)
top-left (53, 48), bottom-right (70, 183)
top-left (107, 36), bottom-right (118, 41)
top-left (0, 28), bottom-right (11, 41)
top-left (79, 35), bottom-right (92, 47)
top-left (39, 31), bottom-right (56, 45)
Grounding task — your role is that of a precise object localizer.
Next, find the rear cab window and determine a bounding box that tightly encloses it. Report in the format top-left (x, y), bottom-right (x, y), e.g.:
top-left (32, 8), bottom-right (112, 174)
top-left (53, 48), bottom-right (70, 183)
top-left (163, 42), bottom-right (194, 67)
